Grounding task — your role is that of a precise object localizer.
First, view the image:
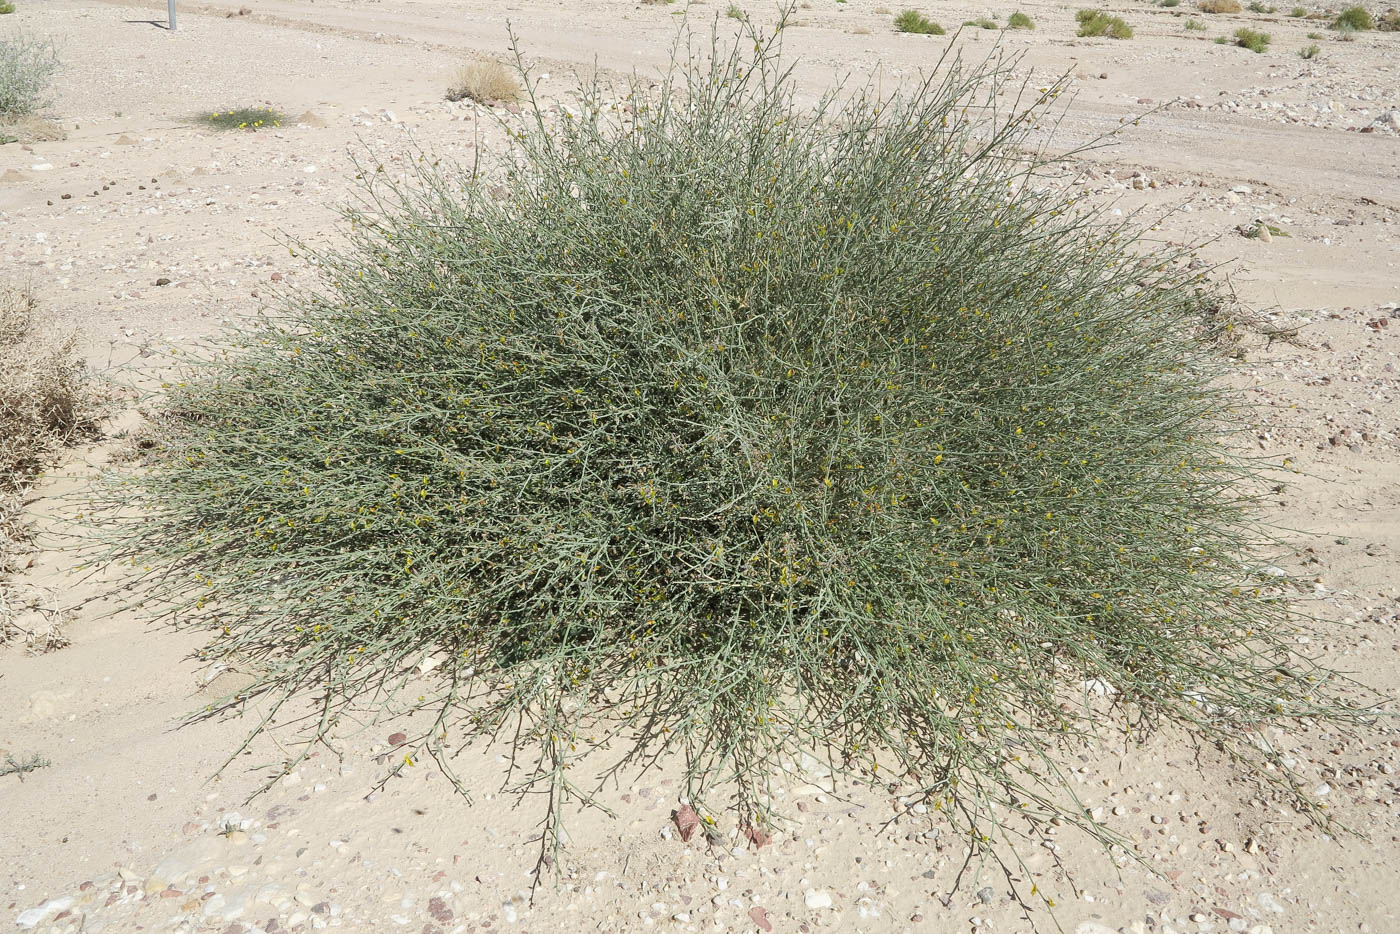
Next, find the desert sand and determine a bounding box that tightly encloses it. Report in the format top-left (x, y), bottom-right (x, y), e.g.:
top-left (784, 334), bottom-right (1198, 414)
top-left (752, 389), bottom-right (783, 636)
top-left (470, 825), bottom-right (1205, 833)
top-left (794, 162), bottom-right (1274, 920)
top-left (2, 1), bottom-right (1398, 933)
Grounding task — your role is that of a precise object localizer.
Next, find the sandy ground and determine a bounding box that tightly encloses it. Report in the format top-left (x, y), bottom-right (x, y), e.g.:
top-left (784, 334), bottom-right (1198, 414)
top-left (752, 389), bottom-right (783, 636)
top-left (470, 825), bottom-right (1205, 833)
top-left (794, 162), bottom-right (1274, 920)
top-left (2, 1), bottom-right (1399, 932)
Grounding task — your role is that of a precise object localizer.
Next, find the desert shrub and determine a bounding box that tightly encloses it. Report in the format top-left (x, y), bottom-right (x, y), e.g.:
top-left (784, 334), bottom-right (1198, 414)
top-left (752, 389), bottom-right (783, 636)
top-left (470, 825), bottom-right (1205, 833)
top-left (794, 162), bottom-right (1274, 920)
top-left (1077, 8), bottom-right (1134, 36)
top-left (1378, 8), bottom-right (1400, 28)
top-left (894, 8), bottom-right (945, 32)
top-left (1160, 0), bottom-right (1181, 7)
top-left (108, 24), bottom-right (1362, 883)
top-left (1246, 1), bottom-right (1275, 11)
top-left (1331, 5), bottom-right (1373, 27)
top-left (1007, 10), bottom-right (1034, 26)
top-left (1288, 5), bottom-right (1307, 13)
top-left (963, 15), bottom-right (998, 28)
top-left (2, 285), bottom-right (96, 641)
top-left (200, 107), bottom-right (282, 130)
top-left (0, 33), bottom-right (58, 121)
top-left (1234, 25), bottom-right (1272, 47)
top-left (1199, 0), bottom-right (1242, 11)
top-left (1298, 40), bottom-right (1321, 55)
top-left (727, 2), bottom-right (747, 18)
top-left (0, 3), bottom-right (15, 15)
top-left (446, 60), bottom-right (520, 104)
top-left (1186, 16), bottom-right (1208, 27)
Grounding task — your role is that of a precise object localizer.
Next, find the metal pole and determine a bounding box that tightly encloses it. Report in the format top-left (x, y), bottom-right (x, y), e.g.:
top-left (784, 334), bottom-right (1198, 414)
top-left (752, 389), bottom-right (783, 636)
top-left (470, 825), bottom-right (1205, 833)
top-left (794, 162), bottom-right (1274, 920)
top-left (168, 0), bottom-right (176, 30)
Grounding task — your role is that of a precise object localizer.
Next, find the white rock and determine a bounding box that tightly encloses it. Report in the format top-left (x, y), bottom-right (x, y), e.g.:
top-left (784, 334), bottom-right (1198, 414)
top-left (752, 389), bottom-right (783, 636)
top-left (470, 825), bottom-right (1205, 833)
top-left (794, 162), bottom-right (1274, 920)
top-left (15, 897), bottom-right (74, 928)
top-left (804, 889), bottom-right (834, 910)
top-left (1257, 892), bottom-right (1285, 913)
top-left (1075, 924), bottom-right (1118, 934)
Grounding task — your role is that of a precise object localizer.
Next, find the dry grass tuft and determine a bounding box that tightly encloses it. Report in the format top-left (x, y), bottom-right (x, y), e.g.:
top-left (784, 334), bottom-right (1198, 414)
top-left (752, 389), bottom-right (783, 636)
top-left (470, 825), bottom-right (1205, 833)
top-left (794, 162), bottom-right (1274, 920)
top-left (446, 59), bottom-right (521, 105)
top-left (1199, 0), bottom-right (1242, 12)
top-left (1, 284), bottom-right (97, 648)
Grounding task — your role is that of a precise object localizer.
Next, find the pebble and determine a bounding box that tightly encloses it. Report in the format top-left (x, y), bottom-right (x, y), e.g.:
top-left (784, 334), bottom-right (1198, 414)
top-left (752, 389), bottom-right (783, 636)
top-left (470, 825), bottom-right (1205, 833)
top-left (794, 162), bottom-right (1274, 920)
top-left (803, 889), bottom-right (833, 910)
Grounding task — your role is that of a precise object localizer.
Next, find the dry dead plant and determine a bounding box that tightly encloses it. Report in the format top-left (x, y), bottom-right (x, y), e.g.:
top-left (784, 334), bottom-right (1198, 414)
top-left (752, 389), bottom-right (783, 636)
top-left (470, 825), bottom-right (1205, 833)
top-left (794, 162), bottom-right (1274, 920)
top-left (445, 59), bottom-right (521, 105)
top-left (1, 284), bottom-right (97, 648)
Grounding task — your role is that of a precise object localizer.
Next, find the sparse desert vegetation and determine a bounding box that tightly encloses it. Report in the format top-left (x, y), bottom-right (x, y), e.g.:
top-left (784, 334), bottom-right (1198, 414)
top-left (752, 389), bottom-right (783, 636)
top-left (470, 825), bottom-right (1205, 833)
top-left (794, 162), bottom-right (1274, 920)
top-left (1007, 9), bottom-right (1034, 26)
top-left (1331, 5), bottom-right (1374, 28)
top-left (894, 8), bottom-right (945, 32)
top-left (199, 106), bottom-right (283, 130)
top-left (1234, 25), bottom-right (1272, 49)
top-left (1077, 7), bottom-right (1134, 36)
top-left (0, 32), bottom-right (58, 122)
top-left (445, 58), bottom-right (520, 104)
top-left (1, 286), bottom-right (96, 644)
top-left (1199, 0), bottom-right (1243, 12)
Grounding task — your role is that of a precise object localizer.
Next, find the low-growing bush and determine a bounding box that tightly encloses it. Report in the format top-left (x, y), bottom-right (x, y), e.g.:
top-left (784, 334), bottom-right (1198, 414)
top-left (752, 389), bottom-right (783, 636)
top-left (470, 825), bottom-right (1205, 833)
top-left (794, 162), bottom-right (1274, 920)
top-left (0, 3), bottom-right (16, 15)
top-left (1007, 9), bottom-right (1034, 26)
top-left (108, 23), bottom-right (1363, 884)
top-left (1246, 1), bottom-right (1275, 11)
top-left (963, 15), bottom-right (998, 28)
top-left (200, 107), bottom-right (283, 130)
top-left (1379, 8), bottom-right (1400, 29)
top-left (1199, 0), bottom-right (1242, 11)
top-left (1306, 28), bottom-right (1325, 35)
top-left (1298, 40), bottom-right (1321, 55)
top-left (894, 8), bottom-right (944, 32)
top-left (0, 32), bottom-right (58, 121)
top-left (1160, 0), bottom-right (1181, 7)
top-left (726, 2), bottom-right (747, 19)
top-left (1186, 16), bottom-right (1208, 27)
top-left (1288, 5), bottom-right (1308, 14)
top-left (1234, 25), bottom-right (1272, 48)
top-left (1077, 8), bottom-right (1134, 36)
top-left (446, 60), bottom-right (520, 104)
top-left (1331, 5), bottom-right (1373, 28)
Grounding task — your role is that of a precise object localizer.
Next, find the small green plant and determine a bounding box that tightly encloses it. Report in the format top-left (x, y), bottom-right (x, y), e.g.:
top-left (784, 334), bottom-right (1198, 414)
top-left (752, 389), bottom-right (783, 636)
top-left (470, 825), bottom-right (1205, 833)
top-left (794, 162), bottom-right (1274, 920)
top-left (1246, 1), bottom-right (1276, 11)
top-left (0, 3), bottom-right (16, 15)
top-left (0, 33), bottom-right (58, 120)
top-left (0, 753), bottom-right (50, 780)
top-left (1160, 0), bottom-right (1181, 7)
top-left (894, 8), bottom-right (945, 32)
top-left (1077, 8), bottom-right (1134, 36)
top-left (1007, 10), bottom-right (1034, 26)
top-left (727, 2), bottom-right (747, 18)
top-left (963, 15), bottom-right (998, 28)
top-left (1234, 25), bottom-right (1272, 48)
top-left (1331, 5), bottom-right (1373, 28)
top-left (1298, 41), bottom-right (1321, 55)
top-left (200, 107), bottom-right (283, 130)
top-left (1199, 0), bottom-right (1242, 11)
top-left (1186, 16), bottom-right (1208, 27)
top-left (1288, 5), bottom-right (1308, 14)
top-left (1245, 222), bottom-right (1289, 238)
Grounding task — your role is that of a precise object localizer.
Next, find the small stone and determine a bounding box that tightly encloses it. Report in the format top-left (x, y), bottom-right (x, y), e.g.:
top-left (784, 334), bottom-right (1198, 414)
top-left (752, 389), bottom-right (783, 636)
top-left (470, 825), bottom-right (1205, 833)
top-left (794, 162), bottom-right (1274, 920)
top-left (154, 277), bottom-right (171, 286)
top-left (804, 890), bottom-right (833, 910)
top-left (976, 887), bottom-right (995, 905)
top-left (1074, 924), bottom-right (1118, 934)
top-left (428, 897), bottom-right (453, 924)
